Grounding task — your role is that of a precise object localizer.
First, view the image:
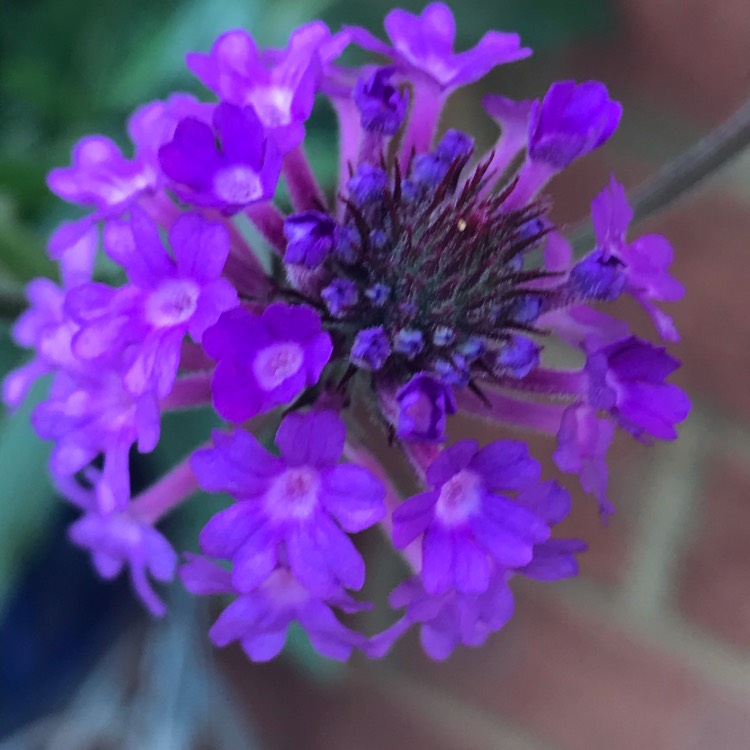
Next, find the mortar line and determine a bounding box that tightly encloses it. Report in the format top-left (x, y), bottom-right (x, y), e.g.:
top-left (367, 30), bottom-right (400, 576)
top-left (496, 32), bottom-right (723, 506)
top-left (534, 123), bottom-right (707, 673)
top-left (617, 405), bottom-right (712, 618)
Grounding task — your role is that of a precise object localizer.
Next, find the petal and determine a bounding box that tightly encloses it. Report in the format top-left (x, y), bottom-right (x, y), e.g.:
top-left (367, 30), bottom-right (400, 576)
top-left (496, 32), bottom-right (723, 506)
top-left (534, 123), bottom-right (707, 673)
top-left (275, 410), bottom-right (346, 467)
top-left (286, 522), bottom-right (337, 595)
top-left (391, 491), bottom-right (437, 548)
top-left (232, 526), bottom-right (278, 592)
top-left (72, 315), bottom-right (133, 360)
top-left (425, 440), bottom-right (478, 487)
top-left (470, 440), bottom-right (540, 490)
top-left (214, 103), bottom-right (265, 166)
top-left (300, 600), bottom-right (361, 661)
top-left (321, 464), bottom-right (386, 532)
top-left (263, 302), bottom-right (322, 340)
top-left (191, 430), bottom-right (281, 496)
top-left (209, 594), bottom-right (265, 647)
top-left (169, 213), bottom-right (231, 281)
top-left (470, 516), bottom-right (534, 567)
top-left (211, 358), bottom-right (263, 422)
top-left (312, 514), bottom-right (366, 591)
top-left (241, 629), bottom-right (288, 661)
top-left (481, 493), bottom-right (550, 543)
top-left (188, 278), bottom-right (238, 342)
top-left (421, 525), bottom-right (454, 594)
top-left (140, 526), bottom-right (177, 583)
top-left (158, 117), bottom-right (220, 189)
top-left (453, 537), bottom-right (490, 593)
top-left (179, 553), bottom-right (234, 594)
top-left (198, 502), bottom-right (266, 558)
top-left (517, 481), bottom-right (571, 524)
top-left (423, 621), bottom-right (463, 660)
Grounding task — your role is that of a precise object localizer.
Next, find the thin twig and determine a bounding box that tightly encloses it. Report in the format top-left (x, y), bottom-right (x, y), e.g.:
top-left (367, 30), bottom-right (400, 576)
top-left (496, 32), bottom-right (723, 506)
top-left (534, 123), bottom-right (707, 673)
top-left (571, 96), bottom-right (750, 251)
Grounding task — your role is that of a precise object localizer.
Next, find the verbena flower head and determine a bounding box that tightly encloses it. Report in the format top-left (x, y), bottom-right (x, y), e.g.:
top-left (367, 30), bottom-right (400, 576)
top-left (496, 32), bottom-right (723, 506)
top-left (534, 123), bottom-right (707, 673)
top-left (5, 3), bottom-right (689, 662)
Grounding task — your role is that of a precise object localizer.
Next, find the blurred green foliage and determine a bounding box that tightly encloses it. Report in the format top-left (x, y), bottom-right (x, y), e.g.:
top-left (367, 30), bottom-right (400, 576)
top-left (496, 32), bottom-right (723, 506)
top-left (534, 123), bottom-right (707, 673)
top-left (0, 0), bottom-right (612, 612)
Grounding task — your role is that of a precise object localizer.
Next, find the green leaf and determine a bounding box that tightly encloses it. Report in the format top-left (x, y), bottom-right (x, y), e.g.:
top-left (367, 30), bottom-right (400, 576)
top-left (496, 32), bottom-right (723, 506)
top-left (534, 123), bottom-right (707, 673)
top-left (0, 195), bottom-right (56, 285)
top-left (0, 329), bottom-right (56, 608)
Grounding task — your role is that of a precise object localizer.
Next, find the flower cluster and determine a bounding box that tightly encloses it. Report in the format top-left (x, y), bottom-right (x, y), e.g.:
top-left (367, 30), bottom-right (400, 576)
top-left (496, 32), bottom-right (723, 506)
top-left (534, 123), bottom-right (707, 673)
top-left (5, 3), bottom-right (689, 660)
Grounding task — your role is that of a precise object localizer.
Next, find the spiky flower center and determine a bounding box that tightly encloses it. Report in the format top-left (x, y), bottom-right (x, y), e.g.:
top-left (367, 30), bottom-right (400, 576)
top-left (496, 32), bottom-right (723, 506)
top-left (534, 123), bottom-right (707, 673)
top-left (285, 132), bottom-right (555, 385)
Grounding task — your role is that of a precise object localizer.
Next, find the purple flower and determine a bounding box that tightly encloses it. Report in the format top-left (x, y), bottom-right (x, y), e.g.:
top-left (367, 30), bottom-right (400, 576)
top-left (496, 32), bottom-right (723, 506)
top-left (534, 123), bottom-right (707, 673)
top-left (284, 211), bottom-right (340, 268)
top-left (513, 481), bottom-right (585, 580)
top-left (32, 368), bottom-right (160, 489)
top-left (347, 163), bottom-right (389, 205)
top-left (392, 439), bottom-right (549, 595)
top-left (353, 67), bottom-right (409, 135)
top-left (47, 136), bottom-right (153, 216)
top-left (553, 404), bottom-right (615, 517)
top-left (3, 278), bottom-right (74, 409)
top-left (126, 93), bottom-right (211, 175)
top-left (47, 94), bottom-right (207, 219)
top-left (586, 336), bottom-right (691, 441)
top-left (589, 177), bottom-right (684, 340)
top-left (394, 328), bottom-right (424, 359)
top-left (374, 481), bottom-right (581, 659)
top-left (493, 336), bottom-right (540, 378)
top-left (203, 303), bottom-right (333, 423)
top-left (181, 556), bottom-right (367, 661)
top-left (542, 304), bottom-right (630, 352)
top-left (395, 373), bottom-right (456, 442)
top-left (375, 571), bottom-right (515, 660)
top-left (67, 210), bottom-right (237, 398)
top-left (351, 3), bottom-right (530, 92)
top-left (190, 411), bottom-right (386, 597)
top-left (46, 220), bottom-right (98, 286)
top-left (158, 103), bottom-right (281, 213)
top-left (528, 81), bottom-right (622, 170)
top-left (520, 538), bottom-right (587, 581)
top-left (483, 94), bottom-right (533, 137)
top-left (406, 130), bottom-right (474, 193)
top-left (570, 250), bottom-right (626, 301)
top-left (366, 283), bottom-right (391, 307)
top-left (187, 24), bottom-right (346, 153)
top-left (321, 278), bottom-right (358, 316)
top-left (70, 500), bottom-right (177, 616)
top-left (350, 326), bottom-right (391, 370)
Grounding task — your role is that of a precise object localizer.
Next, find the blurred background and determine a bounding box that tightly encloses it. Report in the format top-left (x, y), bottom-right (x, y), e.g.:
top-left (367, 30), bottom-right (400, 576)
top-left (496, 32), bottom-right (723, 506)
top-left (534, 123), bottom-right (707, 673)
top-left (2, 0), bottom-right (750, 747)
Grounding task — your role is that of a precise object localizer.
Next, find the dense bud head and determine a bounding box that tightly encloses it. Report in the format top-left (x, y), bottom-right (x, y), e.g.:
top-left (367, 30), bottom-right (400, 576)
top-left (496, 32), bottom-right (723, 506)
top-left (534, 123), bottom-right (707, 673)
top-left (285, 130), bottom-right (554, 389)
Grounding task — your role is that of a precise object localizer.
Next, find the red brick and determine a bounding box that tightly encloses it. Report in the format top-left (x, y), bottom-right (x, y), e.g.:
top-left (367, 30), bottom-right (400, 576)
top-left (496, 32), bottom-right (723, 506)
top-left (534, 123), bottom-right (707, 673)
top-left (683, 692), bottom-right (750, 750)
top-left (615, 0), bottom-right (750, 121)
top-left (394, 594), bottom-right (706, 750)
top-left (648, 194), bottom-right (750, 422)
top-left (220, 652), bottom-right (465, 750)
top-left (679, 452), bottom-right (750, 650)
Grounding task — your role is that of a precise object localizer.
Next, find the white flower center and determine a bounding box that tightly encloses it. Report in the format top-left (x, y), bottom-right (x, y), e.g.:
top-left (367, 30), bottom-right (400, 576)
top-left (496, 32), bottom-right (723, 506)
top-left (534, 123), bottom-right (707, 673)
top-left (146, 278), bottom-right (200, 328)
top-left (213, 165), bottom-right (263, 205)
top-left (265, 467), bottom-right (320, 521)
top-left (264, 568), bottom-right (309, 606)
top-left (250, 86), bottom-right (293, 128)
top-left (435, 469), bottom-right (481, 526)
top-left (253, 342), bottom-right (304, 391)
